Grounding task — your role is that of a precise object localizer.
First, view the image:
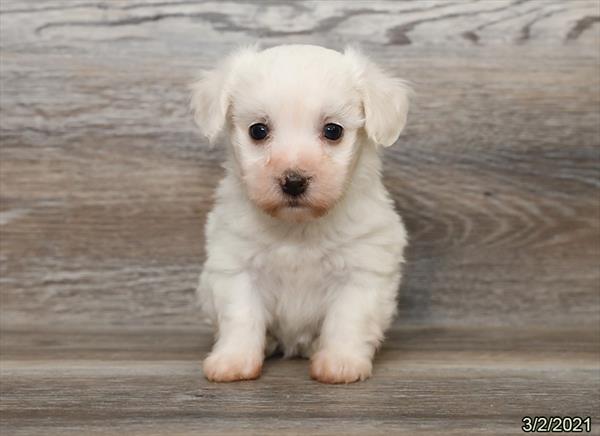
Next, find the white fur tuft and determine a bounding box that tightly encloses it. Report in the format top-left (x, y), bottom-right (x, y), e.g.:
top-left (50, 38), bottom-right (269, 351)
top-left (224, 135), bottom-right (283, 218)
top-left (344, 47), bottom-right (412, 147)
top-left (190, 45), bottom-right (258, 144)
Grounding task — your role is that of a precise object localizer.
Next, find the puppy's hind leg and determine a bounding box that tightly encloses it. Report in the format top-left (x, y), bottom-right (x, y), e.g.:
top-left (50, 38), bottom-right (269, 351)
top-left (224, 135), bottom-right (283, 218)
top-left (202, 272), bottom-right (266, 382)
top-left (264, 332), bottom-right (281, 358)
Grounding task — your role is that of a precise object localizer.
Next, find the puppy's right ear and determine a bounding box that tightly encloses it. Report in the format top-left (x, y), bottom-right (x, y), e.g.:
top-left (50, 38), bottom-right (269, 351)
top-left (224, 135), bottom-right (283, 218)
top-left (190, 46), bottom-right (257, 144)
top-left (344, 47), bottom-right (412, 147)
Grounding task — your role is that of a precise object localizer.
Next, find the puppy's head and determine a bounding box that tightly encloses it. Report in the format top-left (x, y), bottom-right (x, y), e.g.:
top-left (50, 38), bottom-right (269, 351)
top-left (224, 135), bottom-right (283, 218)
top-left (191, 45), bottom-right (410, 222)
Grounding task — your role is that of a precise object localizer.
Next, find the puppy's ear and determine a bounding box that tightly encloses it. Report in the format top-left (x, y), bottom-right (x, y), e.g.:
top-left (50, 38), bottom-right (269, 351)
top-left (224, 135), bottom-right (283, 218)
top-left (345, 47), bottom-right (411, 147)
top-left (190, 46), bottom-right (257, 144)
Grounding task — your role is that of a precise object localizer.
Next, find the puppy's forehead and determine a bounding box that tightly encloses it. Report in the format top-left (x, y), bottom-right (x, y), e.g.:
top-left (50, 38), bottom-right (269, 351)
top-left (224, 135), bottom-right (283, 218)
top-left (260, 45), bottom-right (345, 68)
top-left (231, 46), bottom-right (359, 118)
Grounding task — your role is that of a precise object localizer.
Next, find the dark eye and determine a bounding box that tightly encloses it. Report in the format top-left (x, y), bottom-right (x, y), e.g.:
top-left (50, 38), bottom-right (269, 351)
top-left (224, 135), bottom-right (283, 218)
top-left (323, 123), bottom-right (343, 141)
top-left (249, 123), bottom-right (269, 141)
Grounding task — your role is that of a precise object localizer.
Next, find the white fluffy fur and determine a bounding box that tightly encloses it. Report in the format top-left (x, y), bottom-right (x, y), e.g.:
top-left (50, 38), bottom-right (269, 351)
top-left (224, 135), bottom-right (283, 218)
top-left (192, 45), bottom-right (409, 383)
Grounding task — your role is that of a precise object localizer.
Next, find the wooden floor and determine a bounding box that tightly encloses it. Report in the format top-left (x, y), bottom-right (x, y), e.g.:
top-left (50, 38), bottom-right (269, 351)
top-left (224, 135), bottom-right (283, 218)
top-left (1, 0), bottom-right (599, 435)
top-left (1, 325), bottom-right (599, 435)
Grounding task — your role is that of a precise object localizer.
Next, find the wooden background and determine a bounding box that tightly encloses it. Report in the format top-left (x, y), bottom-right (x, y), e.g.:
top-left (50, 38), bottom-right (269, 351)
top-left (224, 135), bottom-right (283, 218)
top-left (1, 1), bottom-right (599, 435)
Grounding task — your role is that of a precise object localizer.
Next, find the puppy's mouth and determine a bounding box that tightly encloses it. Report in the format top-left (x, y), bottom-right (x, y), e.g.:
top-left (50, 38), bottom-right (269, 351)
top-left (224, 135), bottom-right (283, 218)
top-left (280, 196), bottom-right (331, 221)
top-left (285, 199), bottom-right (305, 209)
top-left (250, 187), bottom-right (331, 221)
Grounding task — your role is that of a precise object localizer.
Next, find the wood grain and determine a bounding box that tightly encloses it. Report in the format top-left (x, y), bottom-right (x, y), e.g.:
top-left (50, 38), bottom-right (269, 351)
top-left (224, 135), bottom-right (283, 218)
top-left (1, 325), bottom-right (599, 435)
top-left (1, 0), bottom-right (599, 328)
top-left (0, 1), bottom-right (600, 325)
top-left (1, 1), bottom-right (599, 433)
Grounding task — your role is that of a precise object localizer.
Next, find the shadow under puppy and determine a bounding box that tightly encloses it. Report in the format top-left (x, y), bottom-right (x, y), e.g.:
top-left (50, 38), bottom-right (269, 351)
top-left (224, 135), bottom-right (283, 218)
top-left (192, 44), bottom-right (410, 383)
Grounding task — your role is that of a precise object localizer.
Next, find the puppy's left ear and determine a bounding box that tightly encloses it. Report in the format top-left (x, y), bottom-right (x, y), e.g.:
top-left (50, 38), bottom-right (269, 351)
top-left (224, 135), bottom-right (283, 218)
top-left (345, 47), bottom-right (412, 147)
top-left (190, 46), bottom-right (257, 144)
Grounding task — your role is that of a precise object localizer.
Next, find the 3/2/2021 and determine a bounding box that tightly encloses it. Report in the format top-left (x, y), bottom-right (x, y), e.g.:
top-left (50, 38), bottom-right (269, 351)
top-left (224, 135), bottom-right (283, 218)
top-left (522, 416), bottom-right (591, 433)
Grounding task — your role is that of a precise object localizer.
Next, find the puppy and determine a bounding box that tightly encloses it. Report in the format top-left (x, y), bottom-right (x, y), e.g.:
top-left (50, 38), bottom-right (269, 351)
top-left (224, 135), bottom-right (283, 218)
top-left (191, 44), bottom-right (409, 383)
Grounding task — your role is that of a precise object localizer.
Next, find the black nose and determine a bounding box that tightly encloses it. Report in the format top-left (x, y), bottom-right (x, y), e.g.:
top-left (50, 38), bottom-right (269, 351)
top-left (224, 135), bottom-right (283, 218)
top-left (281, 172), bottom-right (309, 197)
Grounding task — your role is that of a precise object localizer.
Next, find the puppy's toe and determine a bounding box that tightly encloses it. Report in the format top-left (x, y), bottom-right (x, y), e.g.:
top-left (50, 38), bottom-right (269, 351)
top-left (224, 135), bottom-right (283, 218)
top-left (310, 350), bottom-right (372, 384)
top-left (203, 351), bottom-right (263, 382)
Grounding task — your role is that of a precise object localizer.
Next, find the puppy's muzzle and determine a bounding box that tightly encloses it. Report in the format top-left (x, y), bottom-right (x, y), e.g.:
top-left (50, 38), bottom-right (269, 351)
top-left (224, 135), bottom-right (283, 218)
top-left (280, 171), bottom-right (309, 197)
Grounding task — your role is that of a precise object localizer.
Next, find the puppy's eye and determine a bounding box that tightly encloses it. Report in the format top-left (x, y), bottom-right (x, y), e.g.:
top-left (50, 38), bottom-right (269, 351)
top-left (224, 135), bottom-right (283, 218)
top-left (323, 123), bottom-right (343, 141)
top-left (249, 123), bottom-right (269, 141)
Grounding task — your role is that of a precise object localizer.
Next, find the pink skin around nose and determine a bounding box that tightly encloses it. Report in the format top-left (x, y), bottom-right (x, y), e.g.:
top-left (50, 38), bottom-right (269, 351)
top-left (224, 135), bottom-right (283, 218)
top-left (243, 146), bottom-right (347, 221)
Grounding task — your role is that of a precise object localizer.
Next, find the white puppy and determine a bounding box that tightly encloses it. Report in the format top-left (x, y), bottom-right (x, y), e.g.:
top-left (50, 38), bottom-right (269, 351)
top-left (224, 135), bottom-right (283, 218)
top-left (192, 44), bottom-right (409, 383)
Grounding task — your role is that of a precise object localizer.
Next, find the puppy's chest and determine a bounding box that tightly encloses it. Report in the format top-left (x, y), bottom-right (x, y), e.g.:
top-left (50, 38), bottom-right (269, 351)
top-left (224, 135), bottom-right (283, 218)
top-left (253, 241), bottom-right (345, 280)
top-left (249, 243), bottom-right (348, 312)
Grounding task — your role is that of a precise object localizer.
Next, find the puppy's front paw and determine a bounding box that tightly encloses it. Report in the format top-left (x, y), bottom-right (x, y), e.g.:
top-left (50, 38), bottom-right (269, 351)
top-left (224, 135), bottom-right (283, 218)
top-left (310, 350), bottom-right (372, 384)
top-left (203, 351), bottom-right (263, 382)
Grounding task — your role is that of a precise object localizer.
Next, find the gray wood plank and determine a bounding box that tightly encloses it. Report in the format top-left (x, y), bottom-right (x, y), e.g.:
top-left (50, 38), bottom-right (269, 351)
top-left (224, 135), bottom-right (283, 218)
top-left (1, 0), bottom-right (599, 328)
top-left (1, 325), bottom-right (599, 435)
top-left (1, 2), bottom-right (599, 434)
